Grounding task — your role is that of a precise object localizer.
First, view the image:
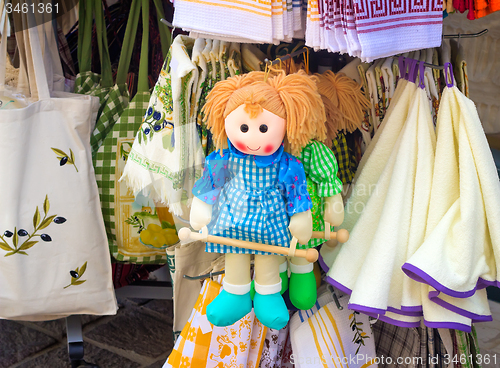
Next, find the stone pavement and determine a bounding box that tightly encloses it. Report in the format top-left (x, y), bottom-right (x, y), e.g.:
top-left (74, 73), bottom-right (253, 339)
top-left (1, 298), bottom-right (174, 368)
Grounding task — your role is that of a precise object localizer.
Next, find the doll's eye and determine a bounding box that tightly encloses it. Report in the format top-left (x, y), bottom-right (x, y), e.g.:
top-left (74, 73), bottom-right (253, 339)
top-left (240, 124), bottom-right (249, 133)
top-left (259, 124), bottom-right (268, 133)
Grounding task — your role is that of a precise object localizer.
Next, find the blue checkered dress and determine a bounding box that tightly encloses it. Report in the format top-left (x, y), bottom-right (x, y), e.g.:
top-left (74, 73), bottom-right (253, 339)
top-left (192, 142), bottom-right (312, 255)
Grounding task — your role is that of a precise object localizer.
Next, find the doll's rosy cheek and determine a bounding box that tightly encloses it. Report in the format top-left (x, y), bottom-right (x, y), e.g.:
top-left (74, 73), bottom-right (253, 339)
top-left (235, 141), bottom-right (246, 151)
top-left (264, 145), bottom-right (274, 154)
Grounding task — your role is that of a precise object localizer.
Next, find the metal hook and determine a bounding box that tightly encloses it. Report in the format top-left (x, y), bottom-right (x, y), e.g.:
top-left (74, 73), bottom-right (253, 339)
top-left (183, 270), bottom-right (225, 280)
top-left (418, 61), bottom-right (426, 89)
top-left (160, 18), bottom-right (173, 28)
top-left (442, 29), bottom-right (488, 39)
top-left (327, 284), bottom-right (344, 310)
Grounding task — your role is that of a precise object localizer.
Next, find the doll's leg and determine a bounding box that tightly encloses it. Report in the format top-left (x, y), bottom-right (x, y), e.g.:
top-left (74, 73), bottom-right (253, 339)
top-left (278, 257), bottom-right (289, 293)
top-left (253, 254), bottom-right (289, 330)
top-left (206, 253), bottom-right (252, 326)
top-left (289, 256), bottom-right (317, 310)
top-left (250, 256), bottom-right (287, 299)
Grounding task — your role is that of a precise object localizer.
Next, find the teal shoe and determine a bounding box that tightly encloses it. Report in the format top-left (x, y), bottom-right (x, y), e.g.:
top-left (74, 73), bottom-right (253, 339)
top-left (289, 270), bottom-right (317, 310)
top-left (206, 289), bottom-right (252, 326)
top-left (254, 292), bottom-right (289, 330)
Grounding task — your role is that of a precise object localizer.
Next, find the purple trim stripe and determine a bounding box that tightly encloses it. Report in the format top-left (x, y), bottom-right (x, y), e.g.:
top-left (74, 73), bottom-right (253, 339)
top-left (349, 303), bottom-right (386, 315)
top-left (402, 263), bottom-right (478, 298)
top-left (387, 306), bottom-right (423, 317)
top-left (428, 290), bottom-right (493, 323)
top-left (325, 276), bottom-right (352, 295)
top-left (424, 320), bottom-right (472, 333)
top-left (377, 314), bottom-right (421, 328)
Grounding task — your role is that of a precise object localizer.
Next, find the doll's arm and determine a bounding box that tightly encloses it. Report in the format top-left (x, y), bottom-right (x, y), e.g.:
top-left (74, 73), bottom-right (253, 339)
top-left (289, 210), bottom-right (313, 244)
top-left (190, 197), bottom-right (213, 230)
top-left (190, 151), bottom-right (228, 229)
top-left (280, 153), bottom-right (313, 244)
top-left (305, 141), bottom-right (344, 226)
top-left (324, 194), bottom-right (344, 226)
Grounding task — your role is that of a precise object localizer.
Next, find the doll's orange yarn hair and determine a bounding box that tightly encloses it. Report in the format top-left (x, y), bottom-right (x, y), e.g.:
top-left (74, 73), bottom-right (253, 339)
top-left (314, 71), bottom-right (370, 134)
top-left (202, 71), bottom-right (326, 156)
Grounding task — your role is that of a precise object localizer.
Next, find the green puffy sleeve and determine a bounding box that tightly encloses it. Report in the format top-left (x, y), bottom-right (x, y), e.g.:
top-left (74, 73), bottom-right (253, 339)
top-left (300, 141), bottom-right (343, 198)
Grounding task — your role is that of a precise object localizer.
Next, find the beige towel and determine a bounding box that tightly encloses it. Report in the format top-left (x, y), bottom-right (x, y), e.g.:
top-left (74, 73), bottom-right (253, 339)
top-left (403, 86), bottom-right (500, 326)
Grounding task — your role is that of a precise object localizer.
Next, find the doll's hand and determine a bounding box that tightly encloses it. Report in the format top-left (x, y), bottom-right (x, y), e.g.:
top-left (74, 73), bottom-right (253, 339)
top-left (190, 197), bottom-right (213, 230)
top-left (289, 210), bottom-right (313, 244)
top-left (323, 194), bottom-right (344, 227)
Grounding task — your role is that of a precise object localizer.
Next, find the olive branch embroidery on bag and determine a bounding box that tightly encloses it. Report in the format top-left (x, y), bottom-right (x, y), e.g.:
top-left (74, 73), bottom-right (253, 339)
top-left (0, 195), bottom-right (66, 256)
top-left (64, 261), bottom-right (87, 289)
top-left (51, 147), bottom-right (79, 172)
top-left (349, 310), bottom-right (370, 354)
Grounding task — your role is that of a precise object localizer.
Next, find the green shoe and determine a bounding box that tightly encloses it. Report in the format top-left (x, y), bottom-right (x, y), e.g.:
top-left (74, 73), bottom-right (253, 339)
top-left (254, 281), bottom-right (289, 330)
top-left (206, 288), bottom-right (252, 326)
top-left (289, 262), bottom-right (317, 310)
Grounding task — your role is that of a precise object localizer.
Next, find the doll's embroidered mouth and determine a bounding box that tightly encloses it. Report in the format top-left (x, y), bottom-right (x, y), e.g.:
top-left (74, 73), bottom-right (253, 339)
top-left (247, 146), bottom-right (261, 151)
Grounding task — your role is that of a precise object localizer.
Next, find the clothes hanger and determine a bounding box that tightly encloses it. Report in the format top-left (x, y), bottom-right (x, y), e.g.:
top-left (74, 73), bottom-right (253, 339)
top-left (263, 47), bottom-right (309, 67)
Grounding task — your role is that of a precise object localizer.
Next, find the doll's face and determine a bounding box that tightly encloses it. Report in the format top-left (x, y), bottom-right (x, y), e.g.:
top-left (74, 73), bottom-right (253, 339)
top-left (225, 104), bottom-right (286, 156)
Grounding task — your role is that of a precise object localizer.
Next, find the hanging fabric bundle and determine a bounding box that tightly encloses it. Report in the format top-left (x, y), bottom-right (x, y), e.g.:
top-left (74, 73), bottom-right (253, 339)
top-left (324, 59), bottom-right (438, 327)
top-left (95, 0), bottom-right (172, 264)
top-left (0, 1), bottom-right (117, 320)
top-left (309, 0), bottom-right (443, 61)
top-left (121, 36), bottom-right (204, 216)
top-left (402, 64), bottom-right (499, 331)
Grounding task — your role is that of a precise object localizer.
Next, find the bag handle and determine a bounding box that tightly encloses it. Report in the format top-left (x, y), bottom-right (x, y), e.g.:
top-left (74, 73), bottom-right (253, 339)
top-left (116, 0), bottom-right (171, 88)
top-left (77, 0), bottom-right (94, 74)
top-left (16, 1), bottom-right (51, 100)
top-left (0, 0), bottom-right (8, 89)
top-left (94, 0), bottom-right (113, 87)
top-left (137, 0), bottom-right (149, 93)
top-left (77, 0), bottom-right (113, 87)
top-left (152, 0), bottom-right (171, 58)
top-left (115, 0), bottom-right (142, 86)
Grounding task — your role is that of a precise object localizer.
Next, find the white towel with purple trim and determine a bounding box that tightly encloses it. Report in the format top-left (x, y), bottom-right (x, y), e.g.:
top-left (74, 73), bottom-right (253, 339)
top-left (402, 85), bottom-right (500, 324)
top-left (326, 79), bottom-right (436, 326)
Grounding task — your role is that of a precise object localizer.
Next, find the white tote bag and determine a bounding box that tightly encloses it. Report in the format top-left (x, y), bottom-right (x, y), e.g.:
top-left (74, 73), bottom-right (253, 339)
top-left (0, 6), bottom-right (117, 320)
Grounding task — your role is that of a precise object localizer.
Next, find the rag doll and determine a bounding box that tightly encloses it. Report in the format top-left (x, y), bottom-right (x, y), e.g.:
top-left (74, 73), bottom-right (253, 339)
top-left (275, 71), bottom-right (346, 310)
top-left (189, 71), bottom-right (325, 329)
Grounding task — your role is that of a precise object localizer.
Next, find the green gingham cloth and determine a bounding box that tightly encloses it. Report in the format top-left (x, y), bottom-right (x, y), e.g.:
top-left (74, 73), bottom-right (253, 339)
top-left (75, 73), bottom-right (129, 155)
top-left (95, 92), bottom-right (166, 264)
top-left (90, 84), bottom-right (129, 155)
top-left (298, 140), bottom-right (343, 249)
top-left (331, 132), bottom-right (356, 185)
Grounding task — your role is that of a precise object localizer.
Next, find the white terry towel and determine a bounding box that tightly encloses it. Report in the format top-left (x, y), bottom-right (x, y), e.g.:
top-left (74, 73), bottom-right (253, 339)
top-left (426, 286), bottom-right (492, 330)
top-left (328, 79), bottom-right (416, 239)
top-left (403, 85), bottom-right (500, 307)
top-left (355, 3), bottom-right (442, 62)
top-left (328, 85), bottom-right (435, 315)
top-left (173, 0), bottom-right (274, 43)
top-left (120, 36), bottom-right (198, 216)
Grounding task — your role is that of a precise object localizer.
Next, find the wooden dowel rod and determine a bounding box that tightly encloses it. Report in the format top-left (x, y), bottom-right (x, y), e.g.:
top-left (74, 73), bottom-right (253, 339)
top-left (311, 229), bottom-right (349, 243)
top-left (178, 228), bottom-right (318, 262)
